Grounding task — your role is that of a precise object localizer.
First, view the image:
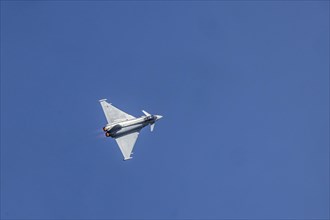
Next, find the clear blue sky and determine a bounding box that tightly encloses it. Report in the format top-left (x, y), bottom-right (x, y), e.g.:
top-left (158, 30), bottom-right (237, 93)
top-left (1, 1), bottom-right (329, 219)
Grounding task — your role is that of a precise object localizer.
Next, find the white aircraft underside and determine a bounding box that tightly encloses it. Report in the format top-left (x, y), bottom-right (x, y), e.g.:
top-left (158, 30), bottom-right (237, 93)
top-left (99, 99), bottom-right (162, 160)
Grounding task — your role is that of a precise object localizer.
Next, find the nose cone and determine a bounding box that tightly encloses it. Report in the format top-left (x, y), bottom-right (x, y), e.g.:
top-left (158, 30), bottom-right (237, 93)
top-left (155, 115), bottom-right (163, 120)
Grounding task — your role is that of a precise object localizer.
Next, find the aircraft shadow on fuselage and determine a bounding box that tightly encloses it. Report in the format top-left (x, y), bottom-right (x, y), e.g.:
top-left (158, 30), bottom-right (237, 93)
top-left (111, 127), bottom-right (142, 139)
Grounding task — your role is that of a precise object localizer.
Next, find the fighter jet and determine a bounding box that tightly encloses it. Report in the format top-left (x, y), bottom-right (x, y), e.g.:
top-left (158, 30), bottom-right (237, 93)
top-left (99, 99), bottom-right (163, 160)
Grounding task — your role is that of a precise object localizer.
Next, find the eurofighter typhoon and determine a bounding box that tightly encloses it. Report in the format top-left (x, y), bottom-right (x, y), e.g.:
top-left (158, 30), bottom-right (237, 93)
top-left (99, 99), bottom-right (163, 160)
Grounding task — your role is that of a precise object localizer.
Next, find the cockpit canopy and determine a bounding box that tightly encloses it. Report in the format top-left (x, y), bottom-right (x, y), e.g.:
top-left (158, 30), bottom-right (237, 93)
top-left (146, 115), bottom-right (156, 120)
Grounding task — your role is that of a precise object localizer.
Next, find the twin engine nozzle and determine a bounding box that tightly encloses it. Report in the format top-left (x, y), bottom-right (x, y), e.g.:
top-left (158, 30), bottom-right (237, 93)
top-left (103, 124), bottom-right (122, 137)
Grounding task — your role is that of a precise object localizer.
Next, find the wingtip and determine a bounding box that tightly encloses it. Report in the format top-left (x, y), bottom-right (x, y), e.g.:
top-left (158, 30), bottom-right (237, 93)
top-left (123, 157), bottom-right (133, 161)
top-left (99, 98), bottom-right (107, 102)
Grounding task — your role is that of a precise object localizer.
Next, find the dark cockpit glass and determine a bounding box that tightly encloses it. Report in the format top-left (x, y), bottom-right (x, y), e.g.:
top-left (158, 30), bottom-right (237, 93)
top-left (146, 115), bottom-right (156, 120)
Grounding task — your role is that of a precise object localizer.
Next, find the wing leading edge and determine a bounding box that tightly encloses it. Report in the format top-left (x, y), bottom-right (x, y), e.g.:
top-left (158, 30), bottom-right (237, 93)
top-left (99, 99), bottom-right (135, 123)
top-left (115, 131), bottom-right (140, 160)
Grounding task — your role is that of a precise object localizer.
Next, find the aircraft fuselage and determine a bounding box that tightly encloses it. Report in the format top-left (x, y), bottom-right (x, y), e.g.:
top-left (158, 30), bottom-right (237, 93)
top-left (103, 115), bottom-right (157, 138)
